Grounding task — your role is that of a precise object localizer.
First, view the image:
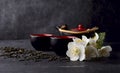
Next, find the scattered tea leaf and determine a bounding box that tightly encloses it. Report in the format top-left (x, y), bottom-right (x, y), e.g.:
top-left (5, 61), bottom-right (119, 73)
top-left (0, 47), bottom-right (69, 62)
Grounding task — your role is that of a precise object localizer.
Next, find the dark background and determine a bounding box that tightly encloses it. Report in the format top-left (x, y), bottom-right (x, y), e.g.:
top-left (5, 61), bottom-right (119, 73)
top-left (92, 0), bottom-right (120, 42)
top-left (0, 0), bottom-right (120, 42)
top-left (0, 0), bottom-right (92, 39)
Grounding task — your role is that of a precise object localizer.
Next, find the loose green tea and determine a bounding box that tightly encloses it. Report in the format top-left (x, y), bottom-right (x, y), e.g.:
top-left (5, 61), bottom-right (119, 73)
top-left (0, 47), bottom-right (69, 62)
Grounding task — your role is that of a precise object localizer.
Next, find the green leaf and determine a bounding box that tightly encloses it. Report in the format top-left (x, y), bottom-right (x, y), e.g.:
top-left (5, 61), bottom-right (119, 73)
top-left (96, 32), bottom-right (106, 49)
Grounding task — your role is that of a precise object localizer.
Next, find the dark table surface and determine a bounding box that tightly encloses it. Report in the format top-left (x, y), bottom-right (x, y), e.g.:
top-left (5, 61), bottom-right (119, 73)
top-left (0, 40), bottom-right (120, 73)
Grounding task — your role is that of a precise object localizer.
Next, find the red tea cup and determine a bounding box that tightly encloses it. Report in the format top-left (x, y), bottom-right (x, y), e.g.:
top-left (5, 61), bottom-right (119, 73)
top-left (50, 36), bottom-right (76, 56)
top-left (30, 34), bottom-right (53, 51)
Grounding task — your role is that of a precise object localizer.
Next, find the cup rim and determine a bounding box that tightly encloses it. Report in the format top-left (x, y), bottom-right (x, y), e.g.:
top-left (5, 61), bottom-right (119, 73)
top-left (30, 34), bottom-right (53, 38)
top-left (51, 36), bottom-right (76, 39)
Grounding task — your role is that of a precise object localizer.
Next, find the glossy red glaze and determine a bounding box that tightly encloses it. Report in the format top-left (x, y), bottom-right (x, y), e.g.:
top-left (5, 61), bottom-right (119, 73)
top-left (51, 36), bottom-right (75, 39)
top-left (77, 27), bottom-right (86, 31)
top-left (30, 34), bottom-right (53, 37)
top-left (78, 24), bottom-right (83, 28)
top-left (71, 24), bottom-right (86, 31)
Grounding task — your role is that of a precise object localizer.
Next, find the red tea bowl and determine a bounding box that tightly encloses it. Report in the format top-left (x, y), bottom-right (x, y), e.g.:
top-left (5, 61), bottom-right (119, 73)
top-left (30, 34), bottom-right (53, 51)
top-left (50, 36), bottom-right (76, 56)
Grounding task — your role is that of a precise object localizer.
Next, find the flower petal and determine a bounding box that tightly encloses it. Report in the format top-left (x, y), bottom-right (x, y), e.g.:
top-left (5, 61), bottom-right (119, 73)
top-left (89, 39), bottom-right (97, 48)
top-left (70, 56), bottom-right (79, 61)
top-left (82, 35), bottom-right (89, 41)
top-left (82, 35), bottom-right (89, 46)
top-left (67, 42), bottom-right (75, 50)
top-left (85, 45), bottom-right (98, 60)
top-left (101, 46), bottom-right (112, 52)
top-left (66, 50), bottom-right (71, 57)
top-left (98, 49), bottom-right (110, 57)
top-left (73, 37), bottom-right (83, 43)
top-left (98, 46), bottom-right (112, 57)
top-left (78, 45), bottom-right (85, 61)
top-left (67, 44), bottom-right (81, 61)
top-left (79, 52), bottom-right (85, 61)
top-left (66, 46), bottom-right (80, 57)
top-left (93, 33), bottom-right (99, 42)
top-left (89, 33), bottom-right (99, 46)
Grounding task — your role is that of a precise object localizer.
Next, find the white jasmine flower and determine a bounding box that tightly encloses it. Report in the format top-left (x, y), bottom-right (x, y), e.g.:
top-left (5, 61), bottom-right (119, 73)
top-left (73, 35), bottom-right (89, 47)
top-left (98, 46), bottom-right (112, 57)
top-left (89, 33), bottom-right (99, 47)
top-left (66, 36), bottom-right (89, 61)
top-left (85, 45), bottom-right (99, 60)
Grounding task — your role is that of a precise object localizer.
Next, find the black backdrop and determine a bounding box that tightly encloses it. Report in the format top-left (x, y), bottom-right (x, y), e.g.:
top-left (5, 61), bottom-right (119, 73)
top-left (0, 0), bottom-right (92, 39)
top-left (0, 0), bottom-right (120, 42)
top-left (92, 0), bottom-right (120, 42)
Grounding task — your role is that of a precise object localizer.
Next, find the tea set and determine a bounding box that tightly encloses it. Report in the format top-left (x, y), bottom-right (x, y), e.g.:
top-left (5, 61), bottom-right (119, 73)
top-left (30, 24), bottom-right (98, 56)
